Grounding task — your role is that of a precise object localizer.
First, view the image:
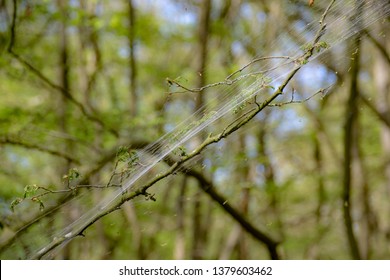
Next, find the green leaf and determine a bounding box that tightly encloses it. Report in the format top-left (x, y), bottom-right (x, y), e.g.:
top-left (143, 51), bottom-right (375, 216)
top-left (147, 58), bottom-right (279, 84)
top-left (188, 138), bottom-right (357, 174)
top-left (70, 168), bottom-right (80, 181)
top-left (117, 146), bottom-right (131, 162)
top-left (128, 150), bottom-right (139, 166)
top-left (10, 198), bottom-right (23, 212)
top-left (23, 184), bottom-right (39, 198)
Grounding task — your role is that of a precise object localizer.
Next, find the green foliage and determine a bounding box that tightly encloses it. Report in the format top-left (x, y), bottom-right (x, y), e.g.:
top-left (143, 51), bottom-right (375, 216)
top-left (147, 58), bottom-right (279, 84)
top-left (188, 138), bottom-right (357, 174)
top-left (301, 41), bottom-right (329, 55)
top-left (1, 0), bottom-right (389, 261)
top-left (10, 184), bottom-right (45, 212)
top-left (128, 150), bottom-right (140, 168)
top-left (10, 198), bottom-right (23, 212)
top-left (62, 168), bottom-right (81, 183)
top-left (315, 41), bottom-right (329, 52)
top-left (116, 146), bottom-right (132, 163)
top-left (23, 184), bottom-right (39, 198)
top-left (173, 146), bottom-right (187, 157)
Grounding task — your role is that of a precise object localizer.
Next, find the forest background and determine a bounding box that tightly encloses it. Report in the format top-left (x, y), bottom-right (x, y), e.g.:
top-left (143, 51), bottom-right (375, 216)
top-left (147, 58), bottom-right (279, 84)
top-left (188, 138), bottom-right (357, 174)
top-left (0, 0), bottom-right (389, 260)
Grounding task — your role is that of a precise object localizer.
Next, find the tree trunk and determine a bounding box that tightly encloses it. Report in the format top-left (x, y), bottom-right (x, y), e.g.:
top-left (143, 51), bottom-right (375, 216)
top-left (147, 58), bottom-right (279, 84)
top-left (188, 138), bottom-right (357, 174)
top-left (192, 0), bottom-right (212, 260)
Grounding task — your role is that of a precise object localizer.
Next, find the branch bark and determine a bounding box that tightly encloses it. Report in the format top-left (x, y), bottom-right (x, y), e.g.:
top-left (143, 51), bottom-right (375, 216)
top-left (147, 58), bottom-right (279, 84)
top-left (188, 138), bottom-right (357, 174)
top-left (186, 168), bottom-right (280, 260)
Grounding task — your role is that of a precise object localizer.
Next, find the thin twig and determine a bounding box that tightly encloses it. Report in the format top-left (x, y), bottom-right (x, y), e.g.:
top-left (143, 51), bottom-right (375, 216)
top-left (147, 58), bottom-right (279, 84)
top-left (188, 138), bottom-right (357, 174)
top-left (166, 56), bottom-right (293, 94)
top-left (226, 56), bottom-right (292, 80)
top-left (268, 85), bottom-right (333, 107)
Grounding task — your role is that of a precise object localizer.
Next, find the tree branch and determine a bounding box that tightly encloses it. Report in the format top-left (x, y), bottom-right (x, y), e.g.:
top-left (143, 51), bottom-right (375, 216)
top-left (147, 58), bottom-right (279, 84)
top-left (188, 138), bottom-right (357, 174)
top-left (363, 29), bottom-right (390, 66)
top-left (185, 168), bottom-right (280, 259)
top-left (360, 94), bottom-right (390, 128)
top-left (0, 140), bottom-right (148, 254)
top-left (0, 136), bottom-right (80, 164)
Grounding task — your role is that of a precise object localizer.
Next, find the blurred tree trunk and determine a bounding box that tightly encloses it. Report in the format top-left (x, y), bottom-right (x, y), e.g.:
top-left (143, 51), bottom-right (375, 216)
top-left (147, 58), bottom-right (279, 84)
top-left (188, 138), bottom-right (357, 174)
top-left (219, 134), bottom-right (250, 259)
top-left (123, 0), bottom-right (145, 259)
top-left (77, 0), bottom-right (102, 112)
top-left (174, 176), bottom-right (187, 259)
top-left (56, 0), bottom-right (73, 259)
top-left (342, 0), bottom-right (363, 260)
top-left (259, 0), bottom-right (285, 249)
top-left (305, 126), bottom-right (327, 259)
top-left (308, 97), bottom-right (334, 259)
top-left (342, 46), bottom-right (361, 259)
top-left (374, 22), bottom-right (390, 251)
top-left (236, 141), bottom-right (250, 260)
top-left (127, 0), bottom-right (138, 116)
top-left (314, 127), bottom-right (326, 224)
top-left (122, 202), bottom-right (145, 258)
top-left (258, 116), bottom-right (285, 241)
top-left (192, 0), bottom-right (211, 260)
top-left (354, 121), bottom-right (375, 259)
top-left (58, 0), bottom-right (70, 138)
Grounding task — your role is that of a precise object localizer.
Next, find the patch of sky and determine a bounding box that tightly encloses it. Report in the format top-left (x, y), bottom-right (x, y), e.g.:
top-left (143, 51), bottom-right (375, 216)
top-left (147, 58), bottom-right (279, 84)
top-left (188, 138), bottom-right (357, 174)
top-left (0, 9), bottom-right (7, 32)
top-left (293, 20), bottom-right (315, 43)
top-left (118, 43), bottom-right (142, 60)
top-left (297, 63), bottom-right (337, 90)
top-left (95, 0), bottom-right (104, 16)
top-left (269, 107), bottom-right (307, 137)
top-left (256, 11), bottom-right (267, 23)
top-left (245, 134), bottom-right (258, 159)
top-left (134, 0), bottom-right (196, 39)
top-left (298, 7), bottom-right (315, 26)
top-left (215, 139), bottom-right (226, 153)
top-left (118, 46), bottom-right (129, 59)
top-left (213, 167), bottom-right (231, 185)
top-left (254, 164), bottom-right (265, 186)
top-left (231, 41), bottom-right (245, 57)
top-left (164, 123), bottom-right (175, 133)
top-left (153, 0), bottom-right (197, 26)
top-left (240, 2), bottom-right (253, 18)
top-left (69, 0), bottom-right (78, 7)
top-left (203, 158), bottom-right (212, 171)
top-left (6, 149), bottom-right (31, 168)
top-left (358, 71), bottom-right (370, 84)
top-left (163, 99), bottom-right (195, 133)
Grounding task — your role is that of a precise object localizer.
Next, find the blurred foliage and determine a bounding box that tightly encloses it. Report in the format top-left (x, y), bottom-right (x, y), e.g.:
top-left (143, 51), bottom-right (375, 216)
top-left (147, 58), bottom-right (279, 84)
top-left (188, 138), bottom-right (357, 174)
top-left (0, 0), bottom-right (389, 260)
